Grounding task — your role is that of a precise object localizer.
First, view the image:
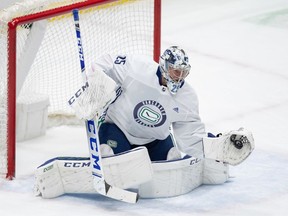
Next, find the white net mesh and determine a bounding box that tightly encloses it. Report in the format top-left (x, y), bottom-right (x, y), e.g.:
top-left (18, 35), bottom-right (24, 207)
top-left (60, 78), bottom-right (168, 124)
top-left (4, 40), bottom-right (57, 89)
top-left (0, 0), bottom-right (157, 178)
top-left (0, 13), bottom-right (9, 179)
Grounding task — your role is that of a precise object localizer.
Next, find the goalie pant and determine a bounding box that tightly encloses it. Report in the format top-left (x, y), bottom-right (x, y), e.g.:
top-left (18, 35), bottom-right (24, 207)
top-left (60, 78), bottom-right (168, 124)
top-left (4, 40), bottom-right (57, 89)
top-left (34, 147), bottom-right (229, 199)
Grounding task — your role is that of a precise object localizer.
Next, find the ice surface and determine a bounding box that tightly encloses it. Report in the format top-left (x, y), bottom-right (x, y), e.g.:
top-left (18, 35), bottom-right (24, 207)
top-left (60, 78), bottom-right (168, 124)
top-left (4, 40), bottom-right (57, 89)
top-left (1, 0), bottom-right (288, 215)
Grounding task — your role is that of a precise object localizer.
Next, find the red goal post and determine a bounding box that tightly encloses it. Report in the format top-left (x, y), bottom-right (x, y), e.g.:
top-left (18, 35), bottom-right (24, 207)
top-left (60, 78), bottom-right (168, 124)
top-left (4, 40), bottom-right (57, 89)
top-left (0, 0), bottom-right (161, 179)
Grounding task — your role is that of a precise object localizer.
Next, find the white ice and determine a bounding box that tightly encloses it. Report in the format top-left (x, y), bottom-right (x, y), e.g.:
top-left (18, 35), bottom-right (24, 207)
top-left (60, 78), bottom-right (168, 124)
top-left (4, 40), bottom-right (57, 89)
top-left (1, 0), bottom-right (288, 215)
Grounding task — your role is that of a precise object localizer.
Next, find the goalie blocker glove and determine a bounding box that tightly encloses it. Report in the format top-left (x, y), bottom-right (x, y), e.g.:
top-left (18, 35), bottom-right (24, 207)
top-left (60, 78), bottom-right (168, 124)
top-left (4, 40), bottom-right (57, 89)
top-left (69, 68), bottom-right (118, 120)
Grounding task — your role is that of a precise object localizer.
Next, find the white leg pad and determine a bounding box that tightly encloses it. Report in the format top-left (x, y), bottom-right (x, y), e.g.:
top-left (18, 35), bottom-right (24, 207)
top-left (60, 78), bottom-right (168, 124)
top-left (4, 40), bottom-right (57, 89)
top-left (203, 158), bottom-right (229, 184)
top-left (102, 147), bottom-right (153, 189)
top-left (34, 160), bottom-right (66, 198)
top-left (138, 157), bottom-right (203, 198)
top-left (35, 147), bottom-right (152, 198)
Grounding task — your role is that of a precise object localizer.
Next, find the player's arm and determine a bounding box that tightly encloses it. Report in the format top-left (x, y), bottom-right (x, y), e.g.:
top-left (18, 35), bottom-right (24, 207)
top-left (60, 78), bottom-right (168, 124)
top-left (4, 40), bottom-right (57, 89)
top-left (172, 90), bottom-right (207, 159)
top-left (173, 120), bottom-right (206, 159)
top-left (88, 54), bottom-right (128, 85)
top-left (172, 89), bottom-right (254, 166)
top-left (173, 119), bottom-right (254, 166)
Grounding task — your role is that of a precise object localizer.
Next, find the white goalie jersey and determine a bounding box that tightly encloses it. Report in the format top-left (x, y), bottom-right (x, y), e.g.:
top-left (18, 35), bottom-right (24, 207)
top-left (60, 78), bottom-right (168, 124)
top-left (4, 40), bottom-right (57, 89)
top-left (87, 54), bottom-right (207, 158)
top-left (37, 55), bottom-right (254, 200)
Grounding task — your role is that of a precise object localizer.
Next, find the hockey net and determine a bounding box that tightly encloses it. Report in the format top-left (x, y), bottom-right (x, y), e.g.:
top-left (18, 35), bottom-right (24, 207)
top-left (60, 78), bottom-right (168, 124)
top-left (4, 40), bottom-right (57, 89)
top-left (0, 0), bottom-right (161, 179)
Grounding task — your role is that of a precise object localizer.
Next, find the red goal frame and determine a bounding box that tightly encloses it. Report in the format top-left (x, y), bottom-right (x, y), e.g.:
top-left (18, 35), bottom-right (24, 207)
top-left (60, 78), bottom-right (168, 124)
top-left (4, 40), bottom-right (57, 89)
top-left (6, 0), bottom-right (161, 179)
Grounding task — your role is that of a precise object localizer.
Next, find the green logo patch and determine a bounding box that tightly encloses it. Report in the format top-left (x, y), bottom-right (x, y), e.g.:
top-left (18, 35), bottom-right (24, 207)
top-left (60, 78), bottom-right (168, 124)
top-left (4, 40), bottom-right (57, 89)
top-left (139, 106), bottom-right (161, 123)
top-left (107, 139), bottom-right (118, 148)
top-left (43, 164), bottom-right (53, 173)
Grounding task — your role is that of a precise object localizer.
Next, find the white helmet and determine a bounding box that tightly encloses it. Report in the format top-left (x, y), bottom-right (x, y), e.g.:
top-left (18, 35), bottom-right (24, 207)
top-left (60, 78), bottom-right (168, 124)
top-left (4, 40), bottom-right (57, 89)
top-left (159, 46), bottom-right (191, 94)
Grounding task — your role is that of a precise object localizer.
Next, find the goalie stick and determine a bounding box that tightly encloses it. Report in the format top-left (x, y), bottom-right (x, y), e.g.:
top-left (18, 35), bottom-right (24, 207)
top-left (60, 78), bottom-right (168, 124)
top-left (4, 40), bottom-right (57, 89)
top-left (72, 9), bottom-right (138, 203)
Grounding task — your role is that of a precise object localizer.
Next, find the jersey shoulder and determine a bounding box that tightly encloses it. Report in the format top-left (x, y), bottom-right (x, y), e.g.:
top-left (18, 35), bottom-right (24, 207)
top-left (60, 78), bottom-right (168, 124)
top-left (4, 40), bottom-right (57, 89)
top-left (127, 54), bottom-right (158, 70)
top-left (124, 54), bottom-right (159, 81)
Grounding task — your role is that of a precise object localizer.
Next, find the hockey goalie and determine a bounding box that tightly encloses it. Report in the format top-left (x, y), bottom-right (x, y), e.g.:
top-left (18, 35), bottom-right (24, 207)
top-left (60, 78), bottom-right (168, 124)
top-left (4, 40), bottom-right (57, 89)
top-left (34, 46), bottom-right (255, 201)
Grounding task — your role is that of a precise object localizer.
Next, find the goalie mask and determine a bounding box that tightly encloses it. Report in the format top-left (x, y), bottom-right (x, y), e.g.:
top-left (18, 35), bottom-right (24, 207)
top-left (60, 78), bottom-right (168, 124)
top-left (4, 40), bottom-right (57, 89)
top-left (159, 46), bottom-right (191, 94)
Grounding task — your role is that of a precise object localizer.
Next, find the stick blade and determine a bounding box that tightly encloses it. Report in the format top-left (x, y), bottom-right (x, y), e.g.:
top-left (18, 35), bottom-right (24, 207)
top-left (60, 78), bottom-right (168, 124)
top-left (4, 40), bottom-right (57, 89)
top-left (106, 183), bottom-right (139, 204)
top-left (94, 179), bottom-right (138, 203)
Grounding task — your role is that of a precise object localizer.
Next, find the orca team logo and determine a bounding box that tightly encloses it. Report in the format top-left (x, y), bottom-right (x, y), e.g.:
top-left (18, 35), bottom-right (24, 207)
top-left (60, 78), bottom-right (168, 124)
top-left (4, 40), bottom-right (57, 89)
top-left (133, 100), bottom-right (166, 127)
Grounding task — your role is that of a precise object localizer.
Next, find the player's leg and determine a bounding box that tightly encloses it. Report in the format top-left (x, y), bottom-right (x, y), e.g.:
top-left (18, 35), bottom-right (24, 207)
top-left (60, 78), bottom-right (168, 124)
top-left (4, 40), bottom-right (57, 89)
top-left (138, 134), bottom-right (180, 161)
top-left (98, 122), bottom-right (132, 155)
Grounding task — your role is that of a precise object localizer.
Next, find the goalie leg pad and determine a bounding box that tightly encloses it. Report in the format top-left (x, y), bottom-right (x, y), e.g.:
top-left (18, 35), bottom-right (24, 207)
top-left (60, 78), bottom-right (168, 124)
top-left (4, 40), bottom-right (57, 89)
top-left (138, 156), bottom-right (203, 198)
top-left (102, 147), bottom-right (153, 188)
top-left (35, 147), bottom-right (153, 198)
top-left (34, 159), bottom-right (67, 198)
top-left (203, 158), bottom-right (229, 184)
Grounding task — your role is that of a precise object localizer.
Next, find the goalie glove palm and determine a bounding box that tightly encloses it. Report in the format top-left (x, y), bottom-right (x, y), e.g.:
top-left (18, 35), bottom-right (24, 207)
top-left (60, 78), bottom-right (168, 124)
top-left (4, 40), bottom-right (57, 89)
top-left (203, 128), bottom-right (255, 166)
top-left (70, 69), bottom-right (117, 120)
